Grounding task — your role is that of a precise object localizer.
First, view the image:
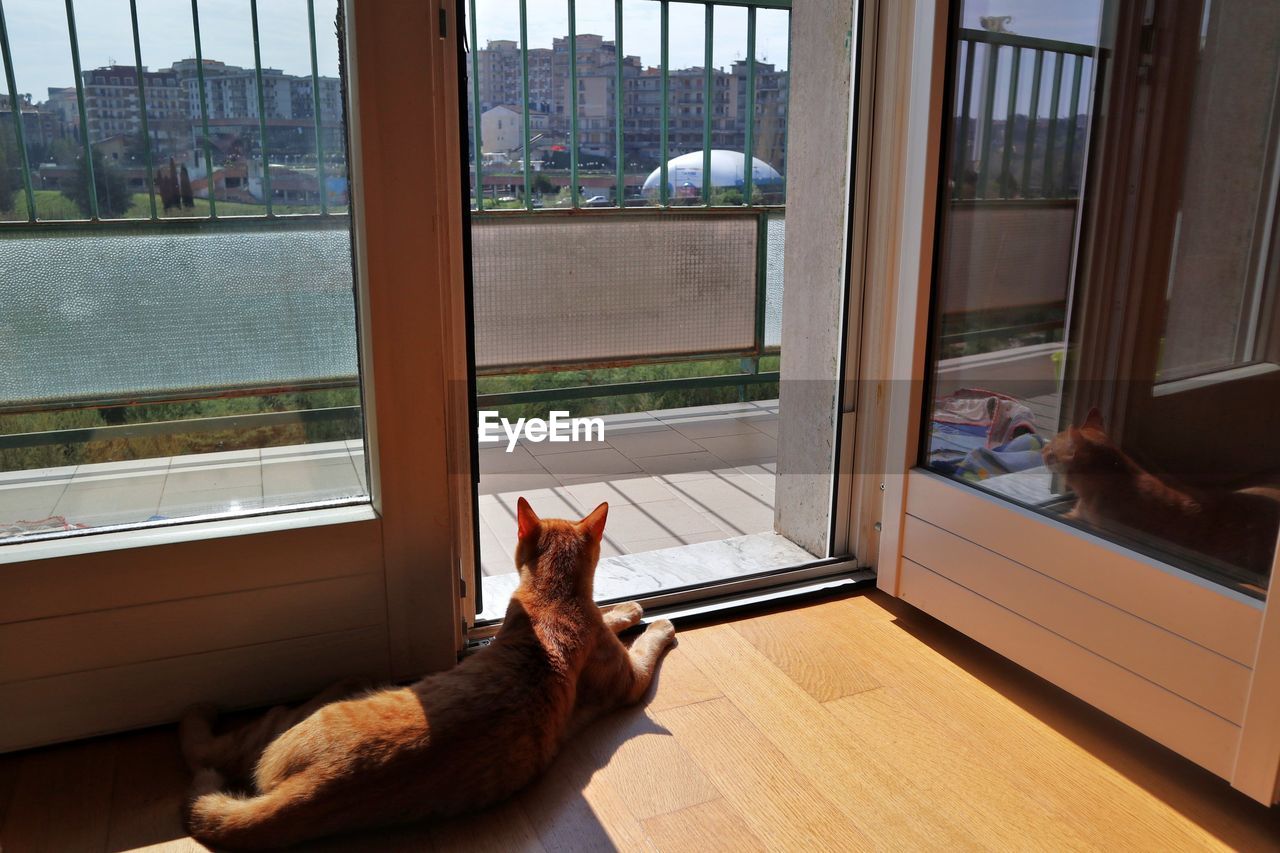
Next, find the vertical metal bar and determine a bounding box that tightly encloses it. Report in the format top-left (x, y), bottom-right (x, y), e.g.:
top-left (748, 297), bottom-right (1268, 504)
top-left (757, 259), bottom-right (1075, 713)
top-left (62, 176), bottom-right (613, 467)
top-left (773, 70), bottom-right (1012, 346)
top-left (743, 6), bottom-right (756, 204)
top-left (191, 0), bottom-right (218, 218)
top-left (702, 3), bottom-right (712, 205)
top-left (1021, 48), bottom-right (1043, 198)
top-left (250, 0), bottom-right (273, 215)
top-left (781, 8), bottom-right (791, 200)
top-left (1043, 51), bottom-right (1064, 198)
top-left (659, 0), bottom-right (669, 206)
top-left (998, 47), bottom-right (1020, 200)
top-left (308, 0), bottom-right (328, 214)
top-left (614, 0), bottom-right (624, 207)
top-left (1061, 55), bottom-right (1085, 198)
top-left (975, 44), bottom-right (999, 198)
top-left (753, 211), bottom-right (768, 355)
top-left (954, 39), bottom-right (975, 199)
top-left (519, 0), bottom-right (531, 210)
top-left (65, 0), bottom-right (98, 219)
top-left (129, 0), bottom-right (157, 219)
top-left (568, 0), bottom-right (579, 207)
top-left (0, 0), bottom-right (36, 220)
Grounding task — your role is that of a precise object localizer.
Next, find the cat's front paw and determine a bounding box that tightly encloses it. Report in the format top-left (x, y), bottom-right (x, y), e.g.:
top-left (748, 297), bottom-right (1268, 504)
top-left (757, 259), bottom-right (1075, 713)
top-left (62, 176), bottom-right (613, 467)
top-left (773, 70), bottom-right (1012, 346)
top-left (648, 618), bottom-right (677, 647)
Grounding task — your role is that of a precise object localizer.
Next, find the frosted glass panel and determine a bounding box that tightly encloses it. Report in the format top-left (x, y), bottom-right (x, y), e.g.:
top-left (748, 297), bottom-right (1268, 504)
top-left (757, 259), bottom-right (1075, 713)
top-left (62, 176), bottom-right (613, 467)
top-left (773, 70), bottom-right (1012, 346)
top-left (2, 225), bottom-right (357, 406)
top-left (472, 214), bottom-right (758, 370)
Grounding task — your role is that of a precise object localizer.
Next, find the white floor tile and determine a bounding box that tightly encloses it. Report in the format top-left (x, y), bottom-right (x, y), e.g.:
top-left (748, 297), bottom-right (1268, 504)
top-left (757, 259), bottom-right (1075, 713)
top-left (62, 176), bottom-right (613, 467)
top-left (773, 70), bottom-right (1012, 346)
top-left (621, 530), bottom-right (727, 554)
top-left (604, 499), bottom-right (723, 543)
top-left (634, 451), bottom-right (727, 480)
top-left (0, 483), bottom-right (70, 524)
top-left (261, 457), bottom-right (364, 502)
top-left (561, 475), bottom-right (680, 509)
top-left (538, 448), bottom-right (640, 479)
top-left (605, 429), bottom-right (703, 458)
top-left (693, 432), bottom-right (778, 465)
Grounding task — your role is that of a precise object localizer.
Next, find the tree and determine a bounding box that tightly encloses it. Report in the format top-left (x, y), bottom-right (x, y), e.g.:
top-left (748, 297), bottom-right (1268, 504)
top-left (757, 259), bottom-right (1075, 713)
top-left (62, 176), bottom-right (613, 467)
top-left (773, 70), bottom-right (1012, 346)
top-left (179, 164), bottom-right (194, 208)
top-left (63, 147), bottom-right (131, 218)
top-left (0, 134), bottom-right (18, 214)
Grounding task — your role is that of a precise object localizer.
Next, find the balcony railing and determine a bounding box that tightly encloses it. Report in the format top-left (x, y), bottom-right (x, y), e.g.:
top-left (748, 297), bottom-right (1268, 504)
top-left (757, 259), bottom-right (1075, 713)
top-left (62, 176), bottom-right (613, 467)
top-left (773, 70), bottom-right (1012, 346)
top-left (1, 0), bottom-right (788, 458)
top-left (0, 0), bottom-right (342, 226)
top-left (951, 28), bottom-right (1096, 202)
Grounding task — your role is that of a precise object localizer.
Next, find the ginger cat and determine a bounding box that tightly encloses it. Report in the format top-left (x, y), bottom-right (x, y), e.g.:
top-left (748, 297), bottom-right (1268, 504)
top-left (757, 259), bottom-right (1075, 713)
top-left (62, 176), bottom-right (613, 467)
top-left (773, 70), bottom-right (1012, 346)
top-left (1043, 408), bottom-right (1280, 582)
top-left (181, 498), bottom-right (676, 849)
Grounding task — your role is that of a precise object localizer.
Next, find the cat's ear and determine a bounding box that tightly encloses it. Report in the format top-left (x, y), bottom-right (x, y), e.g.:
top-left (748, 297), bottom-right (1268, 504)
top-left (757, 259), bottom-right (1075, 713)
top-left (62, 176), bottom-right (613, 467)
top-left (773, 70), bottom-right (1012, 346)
top-left (580, 502), bottom-right (608, 542)
top-left (516, 496), bottom-right (540, 540)
top-left (1083, 407), bottom-right (1104, 431)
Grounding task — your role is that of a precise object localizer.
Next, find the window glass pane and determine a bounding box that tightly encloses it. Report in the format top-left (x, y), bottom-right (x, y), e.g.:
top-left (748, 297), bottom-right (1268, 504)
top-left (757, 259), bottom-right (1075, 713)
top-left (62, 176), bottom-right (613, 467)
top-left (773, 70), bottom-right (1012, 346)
top-left (925, 0), bottom-right (1280, 598)
top-left (0, 1), bottom-right (366, 543)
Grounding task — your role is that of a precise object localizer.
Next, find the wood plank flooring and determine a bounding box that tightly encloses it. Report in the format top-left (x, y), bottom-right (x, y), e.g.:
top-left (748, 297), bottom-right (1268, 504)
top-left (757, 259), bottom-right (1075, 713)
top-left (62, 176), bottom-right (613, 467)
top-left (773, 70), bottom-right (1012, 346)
top-left (1, 591), bottom-right (1278, 851)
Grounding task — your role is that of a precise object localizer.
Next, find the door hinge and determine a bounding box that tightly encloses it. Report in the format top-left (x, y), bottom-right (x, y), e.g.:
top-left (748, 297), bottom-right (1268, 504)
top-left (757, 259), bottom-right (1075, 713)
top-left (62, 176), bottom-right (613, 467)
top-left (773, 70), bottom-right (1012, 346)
top-left (459, 576), bottom-right (467, 597)
top-left (439, 6), bottom-right (448, 38)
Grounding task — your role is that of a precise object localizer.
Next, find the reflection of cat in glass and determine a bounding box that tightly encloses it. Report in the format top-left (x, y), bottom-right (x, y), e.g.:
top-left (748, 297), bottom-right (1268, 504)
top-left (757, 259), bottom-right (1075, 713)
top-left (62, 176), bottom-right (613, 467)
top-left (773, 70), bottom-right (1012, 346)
top-left (1043, 408), bottom-right (1280, 584)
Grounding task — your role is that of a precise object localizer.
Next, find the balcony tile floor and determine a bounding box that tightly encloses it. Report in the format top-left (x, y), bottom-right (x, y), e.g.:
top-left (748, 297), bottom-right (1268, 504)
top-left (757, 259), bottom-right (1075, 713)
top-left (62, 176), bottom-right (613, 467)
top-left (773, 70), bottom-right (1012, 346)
top-left (476, 400), bottom-right (780, 577)
top-left (0, 402), bottom-right (778, 548)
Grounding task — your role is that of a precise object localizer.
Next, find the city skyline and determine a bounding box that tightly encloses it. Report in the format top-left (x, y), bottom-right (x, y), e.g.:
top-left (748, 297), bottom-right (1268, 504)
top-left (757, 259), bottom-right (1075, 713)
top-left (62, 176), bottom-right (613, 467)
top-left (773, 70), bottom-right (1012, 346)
top-left (3, 1), bottom-right (786, 103)
top-left (2, 0), bottom-right (342, 104)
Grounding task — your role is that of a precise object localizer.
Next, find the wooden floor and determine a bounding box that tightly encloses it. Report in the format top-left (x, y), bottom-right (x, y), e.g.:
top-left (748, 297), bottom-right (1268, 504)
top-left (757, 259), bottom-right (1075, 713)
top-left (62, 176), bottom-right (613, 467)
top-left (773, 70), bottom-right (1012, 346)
top-left (2, 591), bottom-right (1278, 851)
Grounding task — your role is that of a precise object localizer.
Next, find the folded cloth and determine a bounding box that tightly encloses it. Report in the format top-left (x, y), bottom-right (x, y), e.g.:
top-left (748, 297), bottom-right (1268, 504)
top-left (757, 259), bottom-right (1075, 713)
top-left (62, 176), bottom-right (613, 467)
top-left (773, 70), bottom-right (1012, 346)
top-left (0, 515), bottom-right (86, 537)
top-left (930, 387), bottom-right (1040, 473)
top-left (956, 432), bottom-right (1047, 482)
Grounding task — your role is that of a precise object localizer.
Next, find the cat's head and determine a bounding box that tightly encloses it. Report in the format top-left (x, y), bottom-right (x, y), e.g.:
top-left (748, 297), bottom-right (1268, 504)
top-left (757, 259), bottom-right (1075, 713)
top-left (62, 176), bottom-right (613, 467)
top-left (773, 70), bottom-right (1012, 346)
top-left (1042, 407), bottom-right (1123, 476)
top-left (513, 497), bottom-right (609, 597)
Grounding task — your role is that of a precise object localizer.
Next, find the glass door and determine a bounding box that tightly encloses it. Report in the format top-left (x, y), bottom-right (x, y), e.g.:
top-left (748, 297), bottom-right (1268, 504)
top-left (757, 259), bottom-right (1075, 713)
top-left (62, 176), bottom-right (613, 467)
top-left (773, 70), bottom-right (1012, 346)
top-left (892, 0), bottom-right (1280, 794)
top-left (460, 0), bottom-right (869, 626)
top-left (924, 0), bottom-right (1279, 599)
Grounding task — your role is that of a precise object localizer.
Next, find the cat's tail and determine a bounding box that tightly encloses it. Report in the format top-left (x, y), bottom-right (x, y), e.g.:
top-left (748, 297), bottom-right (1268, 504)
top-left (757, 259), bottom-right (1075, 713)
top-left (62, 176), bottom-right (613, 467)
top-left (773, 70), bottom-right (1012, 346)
top-left (184, 769), bottom-right (327, 851)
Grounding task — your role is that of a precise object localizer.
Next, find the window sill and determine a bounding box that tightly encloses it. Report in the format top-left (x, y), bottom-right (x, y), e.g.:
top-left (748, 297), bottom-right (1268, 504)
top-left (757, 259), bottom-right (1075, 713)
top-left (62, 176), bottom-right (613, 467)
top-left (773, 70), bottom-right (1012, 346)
top-left (0, 503), bottom-right (378, 566)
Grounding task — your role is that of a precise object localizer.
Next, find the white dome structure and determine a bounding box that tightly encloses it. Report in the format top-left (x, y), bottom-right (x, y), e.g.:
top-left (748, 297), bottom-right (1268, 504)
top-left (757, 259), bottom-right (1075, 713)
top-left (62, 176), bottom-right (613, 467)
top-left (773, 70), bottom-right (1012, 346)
top-left (642, 150), bottom-right (783, 198)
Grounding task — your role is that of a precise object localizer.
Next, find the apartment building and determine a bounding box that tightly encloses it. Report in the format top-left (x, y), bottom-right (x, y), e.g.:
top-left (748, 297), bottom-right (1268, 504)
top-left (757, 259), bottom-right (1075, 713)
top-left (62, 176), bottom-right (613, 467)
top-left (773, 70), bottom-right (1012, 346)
top-left (471, 34), bottom-right (787, 171)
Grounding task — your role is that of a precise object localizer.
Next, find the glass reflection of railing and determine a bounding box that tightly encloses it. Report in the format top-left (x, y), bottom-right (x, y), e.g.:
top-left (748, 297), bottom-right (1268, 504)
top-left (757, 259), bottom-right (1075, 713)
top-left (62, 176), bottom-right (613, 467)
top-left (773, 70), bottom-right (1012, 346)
top-left (952, 28), bottom-right (1096, 202)
top-left (0, 0), bottom-right (343, 227)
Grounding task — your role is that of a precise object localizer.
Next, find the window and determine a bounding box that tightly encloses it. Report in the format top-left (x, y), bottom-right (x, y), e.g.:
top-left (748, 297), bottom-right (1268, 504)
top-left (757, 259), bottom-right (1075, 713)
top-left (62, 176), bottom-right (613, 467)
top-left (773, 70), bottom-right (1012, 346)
top-left (0, 0), bottom-right (363, 543)
top-left (923, 0), bottom-right (1280, 598)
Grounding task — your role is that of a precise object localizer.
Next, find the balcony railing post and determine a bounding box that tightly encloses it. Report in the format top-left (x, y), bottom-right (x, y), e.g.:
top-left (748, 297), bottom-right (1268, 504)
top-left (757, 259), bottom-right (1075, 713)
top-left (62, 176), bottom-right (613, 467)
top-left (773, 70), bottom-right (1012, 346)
top-left (976, 44), bottom-right (1000, 198)
top-left (614, 0), bottom-right (624, 206)
top-left (1021, 48), bottom-right (1043, 198)
top-left (999, 46), bottom-right (1020, 199)
top-left (954, 39), bottom-right (975, 199)
top-left (191, 0), bottom-right (219, 218)
top-left (702, 4), bottom-right (713, 206)
top-left (659, 0), bottom-right (669, 206)
top-left (569, 0), bottom-right (579, 208)
top-left (1061, 55), bottom-right (1085, 197)
top-left (519, 0), bottom-right (532, 210)
top-left (0, 0), bottom-right (37, 221)
top-left (467, 0), bottom-right (482, 210)
top-left (753, 210), bottom-right (768, 356)
top-left (64, 0), bottom-right (99, 220)
top-left (129, 0), bottom-right (158, 220)
top-left (1043, 51), bottom-right (1064, 198)
top-left (743, 6), bottom-right (756, 204)
top-left (250, 0), bottom-right (273, 216)
top-left (308, 0), bottom-right (329, 214)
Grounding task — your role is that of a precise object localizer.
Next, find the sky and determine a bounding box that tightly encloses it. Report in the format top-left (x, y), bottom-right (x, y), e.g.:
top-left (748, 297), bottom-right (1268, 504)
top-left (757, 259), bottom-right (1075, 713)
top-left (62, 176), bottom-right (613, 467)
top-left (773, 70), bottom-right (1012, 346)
top-left (961, 0), bottom-right (1102, 45)
top-left (3, 0), bottom-right (1101, 103)
top-left (3, 0), bottom-right (342, 100)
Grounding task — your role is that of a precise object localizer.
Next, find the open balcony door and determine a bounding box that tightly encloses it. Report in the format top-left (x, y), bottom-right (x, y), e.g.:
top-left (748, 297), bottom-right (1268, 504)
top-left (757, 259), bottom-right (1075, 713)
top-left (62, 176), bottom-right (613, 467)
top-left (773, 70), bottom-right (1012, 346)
top-left (871, 0), bottom-right (1280, 804)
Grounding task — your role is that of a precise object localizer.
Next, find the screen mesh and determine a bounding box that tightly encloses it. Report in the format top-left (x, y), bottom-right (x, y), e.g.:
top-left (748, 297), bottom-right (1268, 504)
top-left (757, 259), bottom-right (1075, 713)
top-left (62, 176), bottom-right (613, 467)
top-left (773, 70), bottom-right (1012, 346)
top-left (472, 214), bottom-right (759, 372)
top-left (0, 225), bottom-right (358, 408)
